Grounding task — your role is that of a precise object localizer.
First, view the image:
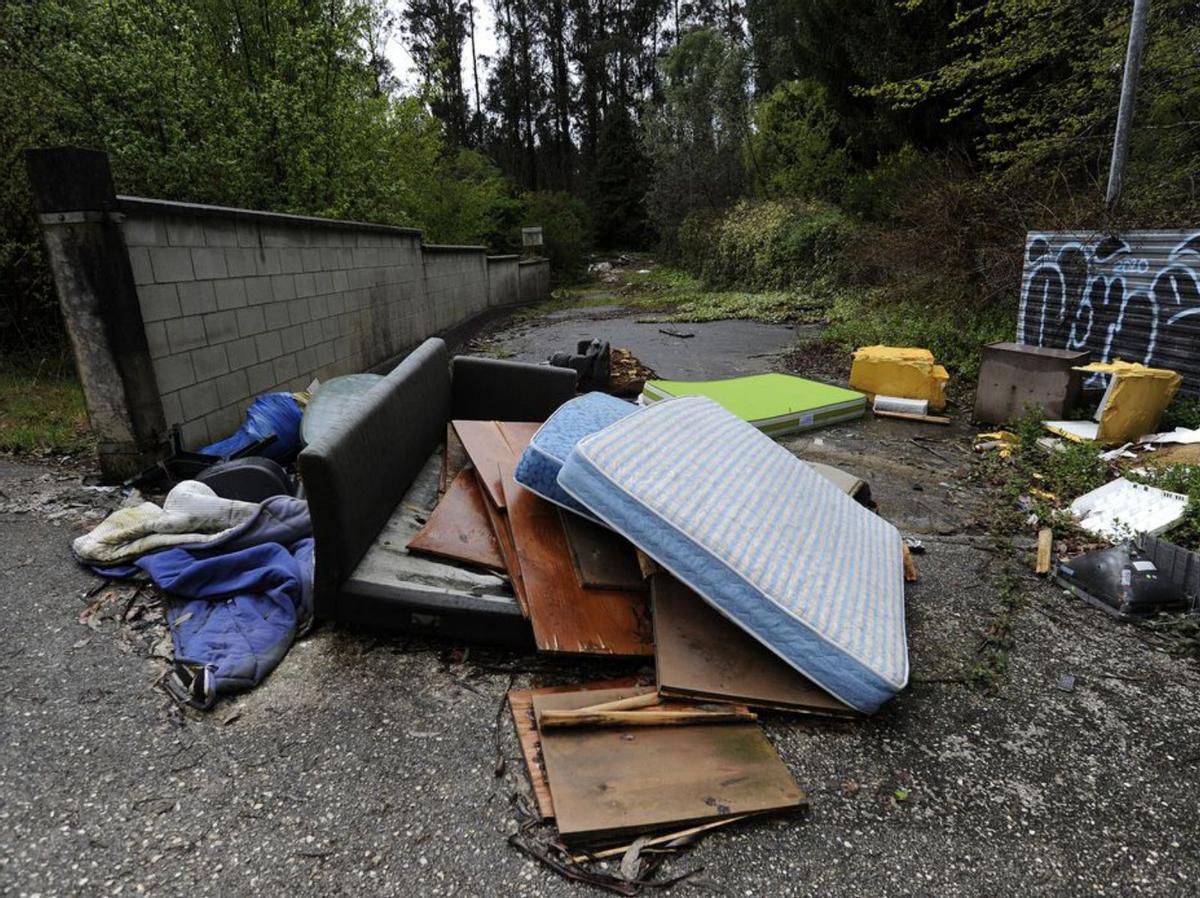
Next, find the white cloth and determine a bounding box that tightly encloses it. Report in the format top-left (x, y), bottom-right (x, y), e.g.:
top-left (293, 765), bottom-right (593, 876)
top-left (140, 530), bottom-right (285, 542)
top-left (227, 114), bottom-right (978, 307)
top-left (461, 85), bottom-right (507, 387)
top-left (73, 481), bottom-right (260, 566)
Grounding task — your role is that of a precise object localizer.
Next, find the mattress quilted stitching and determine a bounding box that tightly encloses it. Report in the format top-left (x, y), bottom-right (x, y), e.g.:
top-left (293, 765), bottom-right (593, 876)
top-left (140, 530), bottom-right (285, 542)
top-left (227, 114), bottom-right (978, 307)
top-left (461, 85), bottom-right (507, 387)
top-left (572, 395), bottom-right (908, 686)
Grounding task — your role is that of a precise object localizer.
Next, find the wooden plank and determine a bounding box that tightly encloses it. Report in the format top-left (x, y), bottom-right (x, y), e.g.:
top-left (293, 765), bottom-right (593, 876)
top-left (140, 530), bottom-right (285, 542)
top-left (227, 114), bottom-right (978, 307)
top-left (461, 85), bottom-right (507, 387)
top-left (568, 816), bottom-right (749, 863)
top-left (560, 511), bottom-right (647, 591)
top-left (652, 575), bottom-right (858, 717)
top-left (1036, 527), bottom-right (1054, 575)
top-left (507, 678), bottom-right (641, 820)
top-left (452, 420), bottom-right (540, 508)
top-left (873, 409), bottom-right (952, 425)
top-left (635, 550), bottom-right (660, 580)
top-left (534, 687), bottom-right (805, 845)
top-left (478, 469), bottom-right (529, 616)
top-left (538, 708), bottom-right (758, 729)
top-left (502, 465), bottom-right (653, 657)
top-left (576, 693), bottom-right (661, 714)
top-left (406, 467), bottom-right (506, 571)
top-left (440, 424), bottom-right (469, 497)
top-left (902, 543), bottom-right (918, 582)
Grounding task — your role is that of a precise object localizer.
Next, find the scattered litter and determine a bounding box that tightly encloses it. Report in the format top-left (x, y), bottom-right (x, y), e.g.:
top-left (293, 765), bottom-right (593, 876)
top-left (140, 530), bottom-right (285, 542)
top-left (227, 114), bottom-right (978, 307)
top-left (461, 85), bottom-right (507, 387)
top-left (1057, 674), bottom-right (1076, 693)
top-left (974, 431), bottom-right (1018, 458)
top-left (1069, 477), bottom-right (1188, 540)
top-left (1144, 427), bottom-right (1200, 445)
top-left (657, 328), bottom-right (694, 339)
top-left (873, 395), bottom-right (928, 417)
top-left (1036, 528), bottom-right (1053, 575)
top-left (849, 345), bottom-right (949, 411)
top-left (640, 373), bottom-right (866, 437)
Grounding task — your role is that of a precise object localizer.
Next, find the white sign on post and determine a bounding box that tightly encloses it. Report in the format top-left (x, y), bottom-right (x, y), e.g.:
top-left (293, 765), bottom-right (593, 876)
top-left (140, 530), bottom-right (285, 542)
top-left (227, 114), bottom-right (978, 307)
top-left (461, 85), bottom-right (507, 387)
top-left (521, 226), bottom-right (543, 247)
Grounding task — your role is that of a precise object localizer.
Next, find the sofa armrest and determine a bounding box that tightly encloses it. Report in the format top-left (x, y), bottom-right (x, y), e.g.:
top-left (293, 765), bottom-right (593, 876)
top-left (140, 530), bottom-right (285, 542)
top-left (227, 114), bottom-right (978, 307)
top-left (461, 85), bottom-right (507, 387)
top-left (451, 356), bottom-right (576, 421)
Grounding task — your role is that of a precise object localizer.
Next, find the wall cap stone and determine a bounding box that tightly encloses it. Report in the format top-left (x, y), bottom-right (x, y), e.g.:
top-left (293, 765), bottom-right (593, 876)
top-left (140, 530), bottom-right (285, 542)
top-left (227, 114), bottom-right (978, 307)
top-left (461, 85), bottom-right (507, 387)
top-left (116, 196), bottom-right (423, 238)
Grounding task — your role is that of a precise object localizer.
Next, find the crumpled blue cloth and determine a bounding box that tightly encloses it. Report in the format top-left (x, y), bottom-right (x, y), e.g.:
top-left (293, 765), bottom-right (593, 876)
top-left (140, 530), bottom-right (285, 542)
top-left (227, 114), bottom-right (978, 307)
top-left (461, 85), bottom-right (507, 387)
top-left (136, 538), bottom-right (314, 708)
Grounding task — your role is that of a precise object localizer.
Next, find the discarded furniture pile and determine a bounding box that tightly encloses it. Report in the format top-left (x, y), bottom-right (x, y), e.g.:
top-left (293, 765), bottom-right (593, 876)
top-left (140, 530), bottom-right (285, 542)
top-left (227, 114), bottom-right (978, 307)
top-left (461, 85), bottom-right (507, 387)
top-left (71, 335), bottom-right (925, 884)
top-left (398, 381), bottom-right (911, 878)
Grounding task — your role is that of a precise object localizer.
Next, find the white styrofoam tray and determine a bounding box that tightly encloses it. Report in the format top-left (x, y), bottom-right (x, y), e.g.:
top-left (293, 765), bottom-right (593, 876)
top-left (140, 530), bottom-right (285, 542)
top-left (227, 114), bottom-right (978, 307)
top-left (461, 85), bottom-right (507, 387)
top-left (1070, 477), bottom-right (1189, 541)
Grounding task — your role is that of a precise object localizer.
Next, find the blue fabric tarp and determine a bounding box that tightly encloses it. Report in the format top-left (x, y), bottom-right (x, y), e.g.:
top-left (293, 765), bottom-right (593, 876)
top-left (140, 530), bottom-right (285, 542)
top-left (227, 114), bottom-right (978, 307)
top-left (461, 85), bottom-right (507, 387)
top-left (137, 539), bottom-right (314, 708)
top-left (202, 392), bottom-right (305, 463)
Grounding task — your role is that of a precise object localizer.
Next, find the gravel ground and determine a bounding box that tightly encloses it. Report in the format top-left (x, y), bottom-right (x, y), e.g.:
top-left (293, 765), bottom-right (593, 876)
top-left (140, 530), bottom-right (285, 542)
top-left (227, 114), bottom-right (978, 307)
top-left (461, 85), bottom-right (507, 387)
top-left (4, 301), bottom-right (1200, 897)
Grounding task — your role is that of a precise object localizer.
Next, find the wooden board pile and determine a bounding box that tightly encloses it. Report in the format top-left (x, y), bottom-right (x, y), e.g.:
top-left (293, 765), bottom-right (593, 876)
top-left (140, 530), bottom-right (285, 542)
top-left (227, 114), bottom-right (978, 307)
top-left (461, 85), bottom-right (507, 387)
top-left (401, 418), bottom-right (917, 886)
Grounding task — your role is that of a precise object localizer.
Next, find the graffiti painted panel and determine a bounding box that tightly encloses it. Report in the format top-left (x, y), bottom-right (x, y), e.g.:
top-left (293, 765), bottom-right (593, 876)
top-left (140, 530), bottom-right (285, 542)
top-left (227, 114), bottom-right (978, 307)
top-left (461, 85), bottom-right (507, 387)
top-left (1018, 230), bottom-right (1200, 395)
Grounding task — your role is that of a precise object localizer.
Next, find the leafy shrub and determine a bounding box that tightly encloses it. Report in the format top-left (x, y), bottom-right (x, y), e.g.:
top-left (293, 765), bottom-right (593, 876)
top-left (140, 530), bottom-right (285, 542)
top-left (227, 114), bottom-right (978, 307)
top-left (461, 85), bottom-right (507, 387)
top-left (822, 288), bottom-right (1011, 384)
top-left (518, 191), bottom-right (591, 284)
top-left (841, 145), bottom-right (938, 222)
top-left (687, 199), bottom-right (858, 290)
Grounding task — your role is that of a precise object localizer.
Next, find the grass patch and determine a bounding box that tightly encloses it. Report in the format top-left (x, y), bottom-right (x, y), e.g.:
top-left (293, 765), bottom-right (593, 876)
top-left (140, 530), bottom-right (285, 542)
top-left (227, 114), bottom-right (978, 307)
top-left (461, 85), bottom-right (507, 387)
top-left (0, 364), bottom-right (93, 455)
top-left (821, 290), bottom-right (1012, 385)
top-left (623, 267), bottom-right (839, 324)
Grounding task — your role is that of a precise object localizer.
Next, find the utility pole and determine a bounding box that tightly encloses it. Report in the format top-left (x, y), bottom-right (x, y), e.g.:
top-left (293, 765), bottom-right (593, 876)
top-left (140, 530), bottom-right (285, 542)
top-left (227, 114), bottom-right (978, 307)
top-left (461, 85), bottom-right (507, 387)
top-left (1105, 0), bottom-right (1151, 210)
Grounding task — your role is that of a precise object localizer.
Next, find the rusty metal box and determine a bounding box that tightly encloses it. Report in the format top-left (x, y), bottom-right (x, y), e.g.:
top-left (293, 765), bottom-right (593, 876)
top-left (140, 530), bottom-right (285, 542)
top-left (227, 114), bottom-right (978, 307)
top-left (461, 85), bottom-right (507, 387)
top-left (974, 342), bottom-right (1090, 423)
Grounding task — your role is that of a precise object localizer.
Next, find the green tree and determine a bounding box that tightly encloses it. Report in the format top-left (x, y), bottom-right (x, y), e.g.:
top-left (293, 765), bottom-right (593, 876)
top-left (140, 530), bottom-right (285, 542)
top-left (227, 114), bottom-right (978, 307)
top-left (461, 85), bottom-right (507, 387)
top-left (0, 0), bottom-right (518, 353)
top-left (643, 28), bottom-right (750, 254)
top-left (750, 80), bottom-right (849, 201)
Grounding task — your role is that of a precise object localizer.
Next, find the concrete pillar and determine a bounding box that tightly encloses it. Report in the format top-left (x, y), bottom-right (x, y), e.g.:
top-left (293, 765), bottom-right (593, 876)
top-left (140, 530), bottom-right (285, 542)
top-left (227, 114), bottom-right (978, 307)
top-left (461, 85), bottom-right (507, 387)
top-left (26, 147), bottom-right (165, 480)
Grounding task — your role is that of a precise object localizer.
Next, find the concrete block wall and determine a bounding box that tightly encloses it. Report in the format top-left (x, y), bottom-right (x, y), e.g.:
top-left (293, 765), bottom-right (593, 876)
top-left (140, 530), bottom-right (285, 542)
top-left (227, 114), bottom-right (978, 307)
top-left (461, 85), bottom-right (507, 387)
top-left (120, 198), bottom-right (434, 448)
top-left (420, 246), bottom-right (490, 335)
top-left (487, 255), bottom-right (521, 307)
top-left (29, 144), bottom-right (558, 477)
top-left (519, 259), bottom-right (550, 307)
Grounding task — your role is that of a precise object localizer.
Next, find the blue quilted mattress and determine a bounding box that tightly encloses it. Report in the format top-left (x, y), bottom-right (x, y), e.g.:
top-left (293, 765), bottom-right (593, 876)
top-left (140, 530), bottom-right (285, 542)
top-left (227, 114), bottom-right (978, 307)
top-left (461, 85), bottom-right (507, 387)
top-left (558, 395), bottom-right (908, 713)
top-left (514, 392), bottom-right (637, 521)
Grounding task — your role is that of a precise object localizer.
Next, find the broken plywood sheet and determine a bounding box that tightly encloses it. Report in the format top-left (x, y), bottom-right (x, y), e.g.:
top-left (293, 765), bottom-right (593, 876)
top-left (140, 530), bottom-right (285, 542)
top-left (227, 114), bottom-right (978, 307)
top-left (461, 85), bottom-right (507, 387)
top-left (559, 510), bottom-right (646, 592)
top-left (653, 575), bottom-right (857, 718)
top-left (502, 465), bottom-right (652, 656)
top-left (440, 423), bottom-right (469, 496)
top-left (407, 467), bottom-right (505, 572)
top-left (479, 468), bottom-right (529, 616)
top-left (452, 420), bottom-right (540, 508)
top-left (534, 687), bottom-right (805, 844)
top-left (508, 678), bottom-right (642, 820)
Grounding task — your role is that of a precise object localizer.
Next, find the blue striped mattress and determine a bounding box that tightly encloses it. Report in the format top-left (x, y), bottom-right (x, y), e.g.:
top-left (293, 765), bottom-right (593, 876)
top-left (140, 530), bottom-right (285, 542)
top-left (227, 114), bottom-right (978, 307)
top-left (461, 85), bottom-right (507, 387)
top-left (513, 392), bottom-right (637, 521)
top-left (558, 395), bottom-right (908, 713)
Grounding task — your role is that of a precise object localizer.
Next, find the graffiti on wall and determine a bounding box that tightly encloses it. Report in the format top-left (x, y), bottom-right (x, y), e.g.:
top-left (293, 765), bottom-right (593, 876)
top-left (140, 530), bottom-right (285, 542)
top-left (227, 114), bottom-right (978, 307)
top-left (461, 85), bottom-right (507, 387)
top-left (1018, 230), bottom-right (1200, 393)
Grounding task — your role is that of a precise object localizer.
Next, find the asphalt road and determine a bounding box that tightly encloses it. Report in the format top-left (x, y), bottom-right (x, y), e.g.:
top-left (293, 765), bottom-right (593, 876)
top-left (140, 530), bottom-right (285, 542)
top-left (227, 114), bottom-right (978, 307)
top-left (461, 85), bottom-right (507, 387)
top-left (3, 302), bottom-right (1200, 896)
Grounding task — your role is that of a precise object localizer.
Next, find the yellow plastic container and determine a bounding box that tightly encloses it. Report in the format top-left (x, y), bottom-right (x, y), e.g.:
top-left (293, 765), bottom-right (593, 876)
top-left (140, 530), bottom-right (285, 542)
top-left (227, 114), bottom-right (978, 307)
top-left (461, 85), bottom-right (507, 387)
top-left (849, 346), bottom-right (949, 411)
top-left (1082, 360), bottom-right (1181, 444)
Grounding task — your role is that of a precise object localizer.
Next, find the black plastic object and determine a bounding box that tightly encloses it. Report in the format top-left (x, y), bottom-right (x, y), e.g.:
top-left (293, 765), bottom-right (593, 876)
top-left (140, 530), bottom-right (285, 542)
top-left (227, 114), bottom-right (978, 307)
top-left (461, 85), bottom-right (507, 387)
top-left (1054, 540), bottom-right (1189, 620)
top-left (122, 425), bottom-right (277, 493)
top-left (549, 339), bottom-right (611, 392)
top-left (195, 457), bottom-right (294, 503)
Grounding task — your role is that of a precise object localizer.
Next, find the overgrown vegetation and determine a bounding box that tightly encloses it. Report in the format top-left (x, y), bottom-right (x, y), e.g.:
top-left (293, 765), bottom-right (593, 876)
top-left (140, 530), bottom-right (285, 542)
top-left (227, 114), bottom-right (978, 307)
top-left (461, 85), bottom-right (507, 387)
top-left (0, 365), bottom-right (93, 456)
